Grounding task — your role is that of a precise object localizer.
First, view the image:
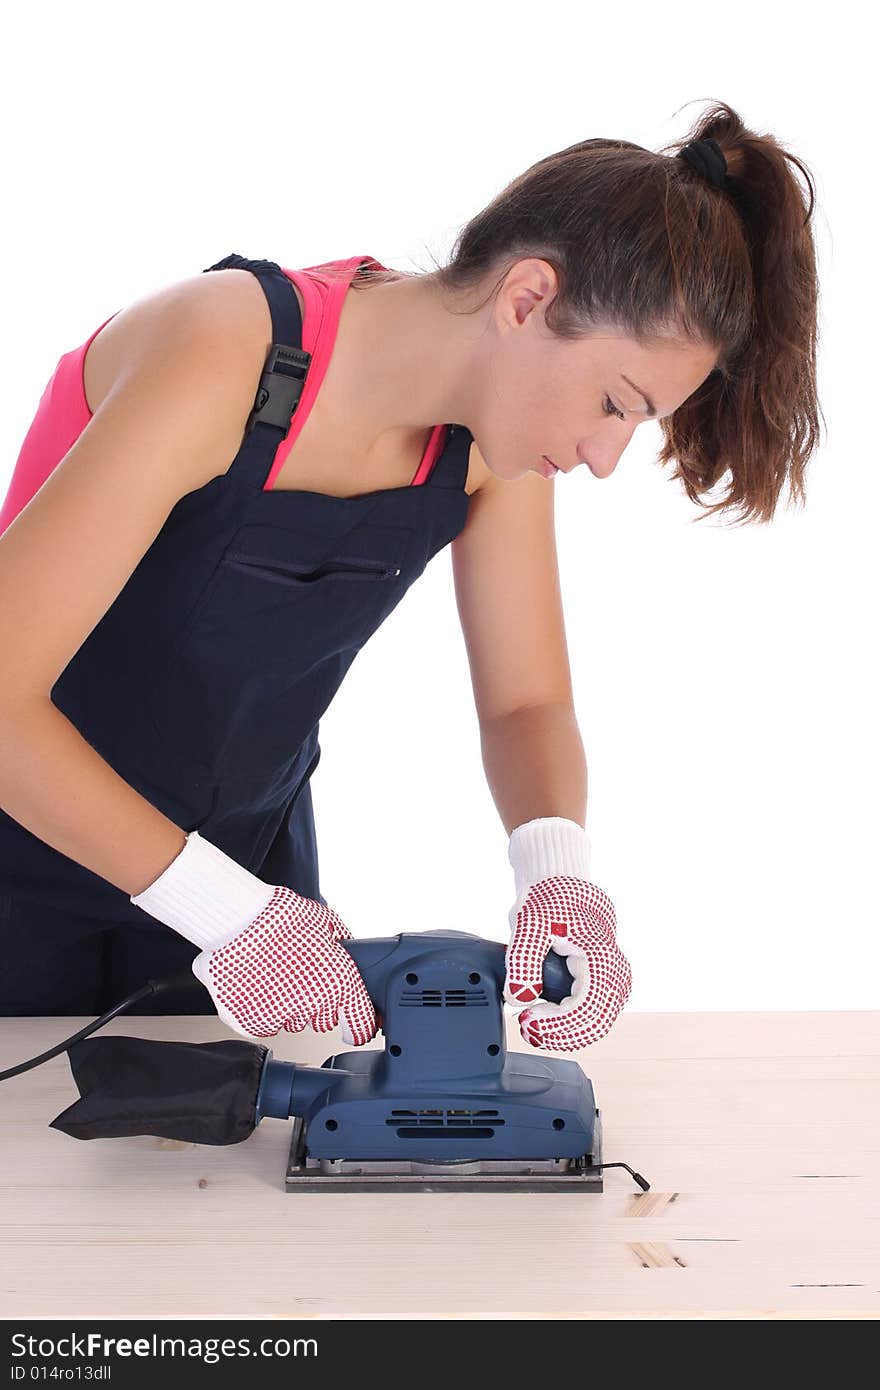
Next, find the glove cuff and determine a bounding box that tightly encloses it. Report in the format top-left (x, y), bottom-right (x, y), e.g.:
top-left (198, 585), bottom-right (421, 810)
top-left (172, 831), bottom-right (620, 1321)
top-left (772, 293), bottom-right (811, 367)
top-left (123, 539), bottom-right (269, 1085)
top-left (508, 817), bottom-right (592, 901)
top-left (130, 829), bottom-right (276, 952)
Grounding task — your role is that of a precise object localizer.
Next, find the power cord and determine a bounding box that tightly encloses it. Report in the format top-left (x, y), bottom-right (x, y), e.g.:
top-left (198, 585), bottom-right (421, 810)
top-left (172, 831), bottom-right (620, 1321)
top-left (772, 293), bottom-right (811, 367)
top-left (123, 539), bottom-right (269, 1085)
top-left (0, 968), bottom-right (196, 1081)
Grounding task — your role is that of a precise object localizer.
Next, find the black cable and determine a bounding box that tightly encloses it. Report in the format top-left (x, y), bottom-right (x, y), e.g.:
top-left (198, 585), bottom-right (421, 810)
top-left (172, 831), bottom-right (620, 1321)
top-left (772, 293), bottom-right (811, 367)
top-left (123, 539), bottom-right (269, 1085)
top-left (0, 968), bottom-right (196, 1081)
top-left (591, 1161), bottom-right (651, 1191)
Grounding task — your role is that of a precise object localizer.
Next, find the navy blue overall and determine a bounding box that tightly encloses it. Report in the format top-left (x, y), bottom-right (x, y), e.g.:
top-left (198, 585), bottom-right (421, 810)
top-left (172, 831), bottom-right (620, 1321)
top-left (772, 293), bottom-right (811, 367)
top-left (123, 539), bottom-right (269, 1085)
top-left (0, 253), bottom-right (473, 1016)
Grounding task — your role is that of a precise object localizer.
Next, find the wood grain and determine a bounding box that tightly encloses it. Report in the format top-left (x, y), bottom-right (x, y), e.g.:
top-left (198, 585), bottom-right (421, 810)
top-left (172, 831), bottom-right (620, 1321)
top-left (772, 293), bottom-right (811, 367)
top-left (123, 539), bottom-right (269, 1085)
top-left (1, 1010), bottom-right (878, 1319)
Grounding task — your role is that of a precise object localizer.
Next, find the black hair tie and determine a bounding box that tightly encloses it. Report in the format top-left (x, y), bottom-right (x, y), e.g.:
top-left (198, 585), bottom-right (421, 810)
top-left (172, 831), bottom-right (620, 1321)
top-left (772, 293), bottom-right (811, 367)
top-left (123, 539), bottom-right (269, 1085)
top-left (677, 137), bottom-right (728, 189)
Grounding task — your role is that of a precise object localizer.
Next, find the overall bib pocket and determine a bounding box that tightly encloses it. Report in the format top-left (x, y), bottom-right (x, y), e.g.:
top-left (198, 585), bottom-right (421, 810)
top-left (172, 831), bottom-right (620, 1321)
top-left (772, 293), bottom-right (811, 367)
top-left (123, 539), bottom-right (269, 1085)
top-left (223, 551), bottom-right (401, 586)
top-left (149, 519), bottom-right (415, 778)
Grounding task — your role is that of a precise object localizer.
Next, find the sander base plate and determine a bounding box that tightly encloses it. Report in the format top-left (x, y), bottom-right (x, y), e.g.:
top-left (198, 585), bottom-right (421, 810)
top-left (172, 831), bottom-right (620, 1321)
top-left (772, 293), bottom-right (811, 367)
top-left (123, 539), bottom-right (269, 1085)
top-left (284, 1114), bottom-right (605, 1193)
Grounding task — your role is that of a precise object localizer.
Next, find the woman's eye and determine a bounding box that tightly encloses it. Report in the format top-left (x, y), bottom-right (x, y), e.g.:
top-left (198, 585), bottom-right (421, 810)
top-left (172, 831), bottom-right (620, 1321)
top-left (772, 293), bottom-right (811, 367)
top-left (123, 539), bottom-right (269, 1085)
top-left (603, 396), bottom-right (626, 422)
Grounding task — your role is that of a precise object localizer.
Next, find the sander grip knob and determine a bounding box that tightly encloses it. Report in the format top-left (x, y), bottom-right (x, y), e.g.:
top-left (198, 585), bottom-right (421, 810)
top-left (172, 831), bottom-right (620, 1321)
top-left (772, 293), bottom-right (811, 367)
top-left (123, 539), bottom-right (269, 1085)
top-left (338, 931), bottom-right (576, 1007)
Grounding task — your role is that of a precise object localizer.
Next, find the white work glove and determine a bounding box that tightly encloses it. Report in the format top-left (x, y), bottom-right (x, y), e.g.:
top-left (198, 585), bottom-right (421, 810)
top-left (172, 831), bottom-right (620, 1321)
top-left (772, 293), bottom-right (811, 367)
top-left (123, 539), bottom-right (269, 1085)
top-left (131, 830), bottom-right (377, 1044)
top-left (505, 817), bottom-right (632, 1051)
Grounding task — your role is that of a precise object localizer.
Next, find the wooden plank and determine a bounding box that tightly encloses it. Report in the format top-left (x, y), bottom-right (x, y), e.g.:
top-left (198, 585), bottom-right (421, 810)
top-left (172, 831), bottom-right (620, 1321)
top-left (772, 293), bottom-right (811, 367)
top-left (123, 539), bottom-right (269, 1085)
top-left (1, 1011), bottom-right (878, 1318)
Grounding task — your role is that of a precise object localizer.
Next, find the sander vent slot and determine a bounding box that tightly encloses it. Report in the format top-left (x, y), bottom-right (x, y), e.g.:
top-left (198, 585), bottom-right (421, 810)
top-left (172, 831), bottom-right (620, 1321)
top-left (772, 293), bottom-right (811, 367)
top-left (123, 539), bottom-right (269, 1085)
top-left (400, 989), bottom-right (489, 1008)
top-left (393, 1128), bottom-right (497, 1139)
top-left (386, 1109), bottom-right (504, 1134)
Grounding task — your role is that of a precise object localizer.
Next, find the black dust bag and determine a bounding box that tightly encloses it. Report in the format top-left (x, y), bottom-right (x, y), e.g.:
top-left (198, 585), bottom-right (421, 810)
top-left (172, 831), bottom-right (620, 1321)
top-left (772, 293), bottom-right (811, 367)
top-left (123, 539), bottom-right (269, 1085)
top-left (49, 1034), bottom-right (269, 1145)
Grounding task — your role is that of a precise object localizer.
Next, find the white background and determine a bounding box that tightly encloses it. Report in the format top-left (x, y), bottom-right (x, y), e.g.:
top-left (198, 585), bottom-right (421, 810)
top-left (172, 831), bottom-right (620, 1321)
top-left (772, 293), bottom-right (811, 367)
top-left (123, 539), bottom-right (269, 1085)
top-left (1, 0), bottom-right (875, 1010)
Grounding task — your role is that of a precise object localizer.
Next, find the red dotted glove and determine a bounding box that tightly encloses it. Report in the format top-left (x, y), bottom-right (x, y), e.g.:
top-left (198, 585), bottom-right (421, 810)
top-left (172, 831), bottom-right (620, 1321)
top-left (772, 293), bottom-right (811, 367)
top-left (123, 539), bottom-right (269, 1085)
top-left (191, 886), bottom-right (378, 1042)
top-left (504, 818), bottom-right (632, 1051)
top-left (131, 830), bottom-right (378, 1045)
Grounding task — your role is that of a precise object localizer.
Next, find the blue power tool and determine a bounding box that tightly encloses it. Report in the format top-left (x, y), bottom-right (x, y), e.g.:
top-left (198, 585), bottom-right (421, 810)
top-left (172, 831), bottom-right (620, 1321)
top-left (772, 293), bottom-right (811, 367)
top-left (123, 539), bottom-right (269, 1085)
top-left (258, 929), bottom-right (648, 1193)
top-left (39, 928), bottom-right (648, 1192)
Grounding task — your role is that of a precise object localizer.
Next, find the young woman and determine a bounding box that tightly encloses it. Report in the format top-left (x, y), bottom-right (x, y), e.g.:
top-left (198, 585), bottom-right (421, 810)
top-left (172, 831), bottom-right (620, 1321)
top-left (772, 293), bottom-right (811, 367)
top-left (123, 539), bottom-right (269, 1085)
top-left (0, 101), bottom-right (821, 1051)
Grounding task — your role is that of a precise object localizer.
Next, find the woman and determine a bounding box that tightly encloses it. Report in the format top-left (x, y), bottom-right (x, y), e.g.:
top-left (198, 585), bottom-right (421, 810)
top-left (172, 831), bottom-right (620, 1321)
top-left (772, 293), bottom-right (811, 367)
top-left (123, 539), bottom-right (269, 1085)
top-left (0, 101), bottom-right (821, 1051)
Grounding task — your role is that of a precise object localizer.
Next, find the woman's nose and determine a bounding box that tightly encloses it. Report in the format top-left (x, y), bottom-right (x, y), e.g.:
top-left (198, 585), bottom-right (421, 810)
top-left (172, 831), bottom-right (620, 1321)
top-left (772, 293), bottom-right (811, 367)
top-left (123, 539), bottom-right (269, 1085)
top-left (582, 430), bottom-right (634, 478)
top-left (584, 454), bottom-right (619, 479)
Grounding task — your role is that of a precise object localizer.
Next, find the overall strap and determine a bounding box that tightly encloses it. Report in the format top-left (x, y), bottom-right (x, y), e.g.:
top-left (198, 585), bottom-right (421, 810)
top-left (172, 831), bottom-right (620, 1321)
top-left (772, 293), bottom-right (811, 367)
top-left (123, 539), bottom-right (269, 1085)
top-left (202, 253), bottom-right (307, 490)
top-left (424, 422), bottom-right (473, 492)
top-left (203, 252), bottom-right (472, 495)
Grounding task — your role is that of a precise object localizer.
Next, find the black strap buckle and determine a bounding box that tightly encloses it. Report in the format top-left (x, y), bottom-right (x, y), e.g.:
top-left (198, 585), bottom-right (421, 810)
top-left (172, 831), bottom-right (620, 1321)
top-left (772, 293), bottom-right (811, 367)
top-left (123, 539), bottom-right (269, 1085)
top-left (245, 343), bottom-right (311, 436)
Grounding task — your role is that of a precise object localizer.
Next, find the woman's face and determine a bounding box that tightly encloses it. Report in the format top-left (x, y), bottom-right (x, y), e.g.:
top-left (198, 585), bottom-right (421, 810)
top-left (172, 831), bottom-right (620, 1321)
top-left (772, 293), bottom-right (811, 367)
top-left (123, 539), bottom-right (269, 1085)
top-left (469, 258), bottom-right (720, 482)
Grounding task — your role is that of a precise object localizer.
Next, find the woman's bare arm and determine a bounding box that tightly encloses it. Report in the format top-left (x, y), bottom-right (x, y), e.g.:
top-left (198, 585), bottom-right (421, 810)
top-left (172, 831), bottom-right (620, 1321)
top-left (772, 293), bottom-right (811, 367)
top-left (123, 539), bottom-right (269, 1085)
top-left (0, 274), bottom-right (270, 895)
top-left (451, 454), bottom-right (587, 834)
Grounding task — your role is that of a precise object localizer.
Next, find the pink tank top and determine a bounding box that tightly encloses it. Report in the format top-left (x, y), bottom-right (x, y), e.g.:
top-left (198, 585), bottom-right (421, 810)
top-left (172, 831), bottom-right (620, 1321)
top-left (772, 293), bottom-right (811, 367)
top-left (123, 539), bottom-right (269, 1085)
top-left (0, 256), bottom-right (448, 539)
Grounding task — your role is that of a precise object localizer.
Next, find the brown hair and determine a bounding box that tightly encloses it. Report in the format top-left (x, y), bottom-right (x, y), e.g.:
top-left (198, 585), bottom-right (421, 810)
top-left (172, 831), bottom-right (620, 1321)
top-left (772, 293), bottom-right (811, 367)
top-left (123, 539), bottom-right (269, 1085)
top-left (422, 99), bottom-right (824, 526)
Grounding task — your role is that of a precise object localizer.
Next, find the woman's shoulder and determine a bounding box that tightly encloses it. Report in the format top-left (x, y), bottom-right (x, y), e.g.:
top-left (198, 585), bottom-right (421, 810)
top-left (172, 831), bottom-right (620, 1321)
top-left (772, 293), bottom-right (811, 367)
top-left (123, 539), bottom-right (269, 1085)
top-left (83, 266), bottom-right (278, 418)
top-left (81, 267), bottom-right (493, 498)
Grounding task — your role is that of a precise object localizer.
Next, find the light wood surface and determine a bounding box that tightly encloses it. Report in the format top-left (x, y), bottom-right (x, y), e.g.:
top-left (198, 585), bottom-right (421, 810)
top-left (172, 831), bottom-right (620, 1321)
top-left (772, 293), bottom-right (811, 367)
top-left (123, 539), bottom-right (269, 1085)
top-left (1, 1010), bottom-right (878, 1319)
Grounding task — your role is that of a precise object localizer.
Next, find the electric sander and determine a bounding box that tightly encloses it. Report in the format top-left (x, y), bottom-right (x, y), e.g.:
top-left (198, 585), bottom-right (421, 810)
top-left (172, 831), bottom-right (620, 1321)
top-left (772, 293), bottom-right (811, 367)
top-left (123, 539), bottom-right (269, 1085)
top-left (47, 928), bottom-right (649, 1193)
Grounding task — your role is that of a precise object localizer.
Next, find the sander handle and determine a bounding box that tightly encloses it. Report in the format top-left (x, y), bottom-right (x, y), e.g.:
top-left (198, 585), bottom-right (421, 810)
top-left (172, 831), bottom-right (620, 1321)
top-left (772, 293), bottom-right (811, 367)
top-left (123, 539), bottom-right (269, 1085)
top-left (337, 931), bottom-right (575, 1007)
